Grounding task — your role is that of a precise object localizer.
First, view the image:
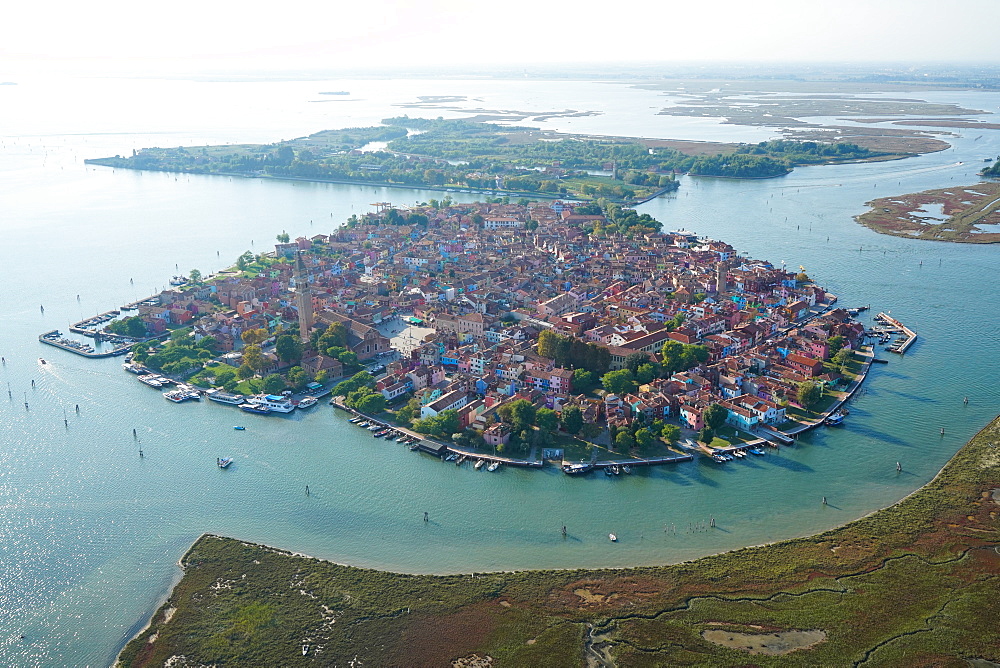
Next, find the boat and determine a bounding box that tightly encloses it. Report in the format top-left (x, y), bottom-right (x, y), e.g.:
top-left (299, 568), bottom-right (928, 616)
top-left (621, 464), bottom-right (632, 474)
top-left (609, 533), bottom-right (618, 542)
top-left (217, 457), bottom-right (233, 469)
top-left (233, 426), bottom-right (245, 430)
top-left (562, 462), bottom-right (593, 475)
top-left (164, 390), bottom-right (196, 403)
top-left (168, 276), bottom-right (188, 286)
top-left (296, 396), bottom-right (318, 409)
top-left (137, 374), bottom-right (163, 388)
top-left (474, 459), bottom-right (485, 470)
top-left (455, 455), bottom-right (467, 466)
top-left (39, 358), bottom-right (46, 364)
top-left (486, 461), bottom-right (500, 472)
top-left (611, 465), bottom-right (621, 475)
top-left (604, 467), bottom-right (614, 476)
top-left (445, 454), bottom-right (458, 462)
top-left (123, 362), bottom-right (147, 374)
top-left (207, 390), bottom-right (243, 405)
top-left (409, 442), bottom-right (420, 451)
top-left (302, 645), bottom-right (309, 656)
top-left (239, 403), bottom-right (271, 415)
top-left (825, 410), bottom-right (846, 426)
top-left (749, 447), bottom-right (766, 456)
top-left (248, 394), bottom-right (296, 413)
top-left (733, 450), bottom-right (745, 458)
top-left (396, 436), bottom-right (409, 443)
top-left (712, 454), bottom-right (727, 463)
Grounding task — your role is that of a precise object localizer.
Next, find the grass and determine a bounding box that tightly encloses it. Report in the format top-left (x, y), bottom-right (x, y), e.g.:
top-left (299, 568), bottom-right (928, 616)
top-left (118, 415), bottom-right (1000, 667)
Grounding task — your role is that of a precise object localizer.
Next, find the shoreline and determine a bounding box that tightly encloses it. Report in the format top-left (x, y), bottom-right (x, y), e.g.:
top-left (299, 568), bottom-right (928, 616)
top-left (116, 413), bottom-right (1000, 665)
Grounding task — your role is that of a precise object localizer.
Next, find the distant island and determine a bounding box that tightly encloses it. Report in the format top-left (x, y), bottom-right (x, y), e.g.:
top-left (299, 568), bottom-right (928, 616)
top-left (85, 118), bottom-right (899, 203)
top-left (856, 181), bottom-right (1000, 243)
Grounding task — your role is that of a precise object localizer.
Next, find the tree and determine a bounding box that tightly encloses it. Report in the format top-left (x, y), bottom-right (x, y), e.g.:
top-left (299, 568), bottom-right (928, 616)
top-left (188, 269), bottom-right (202, 284)
top-left (262, 374), bottom-right (285, 394)
top-left (601, 369), bottom-right (635, 396)
top-left (703, 403), bottom-right (728, 431)
top-left (797, 381), bottom-right (823, 409)
top-left (498, 399), bottom-right (536, 433)
top-left (635, 363), bottom-right (657, 385)
top-left (237, 363), bottom-right (254, 380)
top-left (571, 368), bottom-right (596, 394)
top-left (634, 427), bottom-right (653, 449)
top-left (276, 231), bottom-right (291, 243)
top-left (698, 427), bottom-right (715, 443)
top-left (241, 344), bottom-right (267, 376)
top-left (580, 422), bottom-right (602, 441)
top-left (241, 328), bottom-right (268, 347)
top-left (275, 335), bottom-right (303, 364)
top-left (214, 366), bottom-right (237, 387)
top-left (286, 366), bottom-right (311, 390)
top-left (394, 397), bottom-right (419, 426)
top-left (624, 352), bottom-right (649, 375)
top-left (832, 348), bottom-right (853, 368)
top-left (315, 322), bottom-right (348, 351)
top-left (660, 424), bottom-right (681, 445)
top-left (827, 335), bottom-right (845, 357)
top-left (355, 392), bottom-right (387, 414)
top-left (560, 405), bottom-right (583, 435)
top-left (614, 431), bottom-right (634, 451)
top-left (536, 408), bottom-right (559, 435)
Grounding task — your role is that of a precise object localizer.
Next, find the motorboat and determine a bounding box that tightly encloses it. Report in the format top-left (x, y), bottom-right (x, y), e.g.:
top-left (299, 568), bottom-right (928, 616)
top-left (233, 426), bottom-right (245, 431)
top-left (609, 533), bottom-right (618, 542)
top-left (217, 457), bottom-right (233, 469)
top-left (296, 396), bottom-right (318, 409)
top-left (474, 459), bottom-right (485, 470)
top-left (248, 394), bottom-right (295, 413)
top-left (239, 403), bottom-right (271, 415)
top-left (486, 461), bottom-right (500, 472)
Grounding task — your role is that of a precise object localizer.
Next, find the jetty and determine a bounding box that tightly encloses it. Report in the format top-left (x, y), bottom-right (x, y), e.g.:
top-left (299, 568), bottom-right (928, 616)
top-left (38, 330), bottom-right (132, 358)
top-left (874, 312), bottom-right (917, 354)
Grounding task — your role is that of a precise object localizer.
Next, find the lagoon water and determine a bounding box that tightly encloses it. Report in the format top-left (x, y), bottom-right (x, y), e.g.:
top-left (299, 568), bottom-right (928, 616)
top-left (1, 76), bottom-right (998, 666)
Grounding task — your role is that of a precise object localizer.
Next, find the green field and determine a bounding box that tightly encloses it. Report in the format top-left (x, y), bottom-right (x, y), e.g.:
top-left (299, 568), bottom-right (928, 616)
top-left (118, 416), bottom-right (1000, 666)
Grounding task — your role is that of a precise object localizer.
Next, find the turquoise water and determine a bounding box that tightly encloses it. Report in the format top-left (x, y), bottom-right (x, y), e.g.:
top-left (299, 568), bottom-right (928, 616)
top-left (0, 77), bottom-right (998, 666)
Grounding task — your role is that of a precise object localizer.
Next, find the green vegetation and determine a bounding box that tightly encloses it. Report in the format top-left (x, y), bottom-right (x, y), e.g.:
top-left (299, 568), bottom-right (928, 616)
top-left (88, 120), bottom-right (887, 204)
top-left (119, 416), bottom-right (1000, 666)
top-left (105, 315), bottom-right (148, 338)
top-left (132, 329), bottom-right (216, 375)
top-left (980, 157), bottom-right (1000, 177)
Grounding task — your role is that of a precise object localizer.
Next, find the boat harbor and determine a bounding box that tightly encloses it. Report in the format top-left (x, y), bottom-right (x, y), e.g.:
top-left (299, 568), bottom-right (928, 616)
top-left (869, 312), bottom-right (917, 354)
top-left (38, 330), bottom-right (132, 358)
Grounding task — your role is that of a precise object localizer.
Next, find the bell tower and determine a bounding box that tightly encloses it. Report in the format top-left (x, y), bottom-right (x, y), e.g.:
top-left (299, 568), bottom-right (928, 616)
top-left (295, 250), bottom-right (314, 345)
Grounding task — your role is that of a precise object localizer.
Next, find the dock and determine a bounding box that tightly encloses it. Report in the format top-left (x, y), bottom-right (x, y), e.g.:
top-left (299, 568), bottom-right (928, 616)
top-left (38, 330), bottom-right (132, 358)
top-left (874, 312), bottom-right (917, 354)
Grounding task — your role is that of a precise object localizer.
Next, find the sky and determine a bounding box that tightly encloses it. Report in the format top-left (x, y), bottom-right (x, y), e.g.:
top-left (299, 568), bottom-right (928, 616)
top-left (2, 0), bottom-right (999, 76)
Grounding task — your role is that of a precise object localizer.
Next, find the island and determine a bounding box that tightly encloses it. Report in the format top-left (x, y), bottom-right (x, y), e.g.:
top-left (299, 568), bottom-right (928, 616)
top-left (84, 118), bottom-right (898, 203)
top-left (60, 199), bottom-right (879, 469)
top-left (117, 416), bottom-right (1000, 666)
top-left (855, 181), bottom-right (1000, 243)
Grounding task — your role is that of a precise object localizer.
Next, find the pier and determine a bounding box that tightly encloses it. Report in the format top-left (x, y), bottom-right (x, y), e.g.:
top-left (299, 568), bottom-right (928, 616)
top-left (38, 330), bottom-right (132, 358)
top-left (874, 312), bottom-right (917, 354)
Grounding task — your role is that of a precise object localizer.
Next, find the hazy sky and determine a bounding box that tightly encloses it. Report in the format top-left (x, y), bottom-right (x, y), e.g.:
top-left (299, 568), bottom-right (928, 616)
top-left (3, 0), bottom-right (999, 75)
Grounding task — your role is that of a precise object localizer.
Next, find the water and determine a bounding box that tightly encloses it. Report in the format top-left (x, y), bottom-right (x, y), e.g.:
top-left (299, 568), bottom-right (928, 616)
top-left (1, 76), bottom-right (999, 666)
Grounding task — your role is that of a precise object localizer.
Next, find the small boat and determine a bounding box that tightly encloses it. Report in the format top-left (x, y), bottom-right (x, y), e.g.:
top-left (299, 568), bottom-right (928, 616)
top-left (604, 467), bottom-right (614, 476)
top-left (302, 645), bottom-right (309, 656)
top-left (409, 442), bottom-right (420, 451)
top-left (611, 465), bottom-right (621, 475)
top-left (733, 450), bottom-right (745, 458)
top-left (239, 403), bottom-right (271, 415)
top-left (749, 447), bottom-right (766, 456)
top-left (712, 454), bottom-right (726, 463)
top-left (233, 426), bottom-right (245, 431)
top-left (445, 454), bottom-right (458, 462)
top-left (455, 455), bottom-right (466, 466)
top-left (39, 358), bottom-right (46, 364)
top-left (609, 533), bottom-right (618, 542)
top-left (487, 461), bottom-right (500, 472)
top-left (297, 396), bottom-right (318, 409)
top-left (825, 411), bottom-right (846, 426)
top-left (474, 459), bottom-right (485, 470)
top-left (396, 436), bottom-right (409, 443)
top-left (621, 464), bottom-right (632, 474)
top-left (217, 457), bottom-right (233, 469)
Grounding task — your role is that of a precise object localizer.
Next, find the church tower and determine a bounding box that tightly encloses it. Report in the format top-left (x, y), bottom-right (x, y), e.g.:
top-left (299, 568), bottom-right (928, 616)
top-left (715, 261), bottom-right (729, 294)
top-left (294, 250), bottom-right (314, 345)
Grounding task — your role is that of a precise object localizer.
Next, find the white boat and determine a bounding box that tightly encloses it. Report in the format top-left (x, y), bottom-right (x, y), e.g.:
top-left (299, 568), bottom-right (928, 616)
top-left (474, 459), bottom-right (485, 470)
top-left (207, 390), bottom-right (243, 405)
top-left (137, 374), bottom-right (163, 388)
top-left (248, 394), bottom-right (296, 413)
top-left (217, 457), bottom-right (233, 468)
top-left (302, 645), bottom-right (309, 656)
top-left (609, 533), bottom-right (618, 542)
top-left (486, 461), bottom-right (500, 472)
top-left (297, 396), bottom-right (318, 409)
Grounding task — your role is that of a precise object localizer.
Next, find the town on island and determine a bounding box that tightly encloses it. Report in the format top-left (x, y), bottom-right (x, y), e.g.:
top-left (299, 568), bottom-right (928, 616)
top-left (40, 198), bottom-right (912, 473)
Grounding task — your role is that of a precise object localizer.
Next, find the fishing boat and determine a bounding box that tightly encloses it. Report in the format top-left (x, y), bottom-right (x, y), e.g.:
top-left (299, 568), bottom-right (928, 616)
top-left (474, 459), bottom-right (485, 470)
top-left (233, 426), bottom-right (245, 430)
top-left (486, 461), bottom-right (500, 472)
top-left (609, 533), bottom-right (618, 542)
top-left (217, 457), bottom-right (233, 469)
